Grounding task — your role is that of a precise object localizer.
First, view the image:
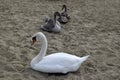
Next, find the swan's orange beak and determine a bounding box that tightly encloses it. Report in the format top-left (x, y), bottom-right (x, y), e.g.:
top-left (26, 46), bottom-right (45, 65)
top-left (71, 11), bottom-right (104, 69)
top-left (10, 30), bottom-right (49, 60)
top-left (31, 39), bottom-right (36, 45)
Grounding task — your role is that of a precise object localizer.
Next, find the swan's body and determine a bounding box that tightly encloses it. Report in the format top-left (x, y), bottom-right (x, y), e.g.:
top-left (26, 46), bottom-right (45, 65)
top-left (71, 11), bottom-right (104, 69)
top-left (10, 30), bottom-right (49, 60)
top-left (41, 12), bottom-right (61, 33)
top-left (31, 32), bottom-right (90, 73)
top-left (58, 5), bottom-right (70, 24)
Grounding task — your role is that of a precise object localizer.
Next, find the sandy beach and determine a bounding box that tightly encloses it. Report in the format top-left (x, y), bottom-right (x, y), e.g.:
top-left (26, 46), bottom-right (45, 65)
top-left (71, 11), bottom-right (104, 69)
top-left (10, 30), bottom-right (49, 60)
top-left (0, 0), bottom-right (120, 80)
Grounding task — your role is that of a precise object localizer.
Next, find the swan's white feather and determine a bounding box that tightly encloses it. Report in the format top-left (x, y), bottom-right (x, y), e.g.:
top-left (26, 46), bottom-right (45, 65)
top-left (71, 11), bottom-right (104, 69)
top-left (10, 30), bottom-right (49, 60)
top-left (31, 32), bottom-right (90, 73)
top-left (32, 52), bottom-right (89, 73)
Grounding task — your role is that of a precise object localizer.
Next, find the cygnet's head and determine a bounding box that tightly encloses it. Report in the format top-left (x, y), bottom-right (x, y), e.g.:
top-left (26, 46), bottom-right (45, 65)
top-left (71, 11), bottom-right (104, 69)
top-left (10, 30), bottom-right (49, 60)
top-left (31, 32), bottom-right (44, 45)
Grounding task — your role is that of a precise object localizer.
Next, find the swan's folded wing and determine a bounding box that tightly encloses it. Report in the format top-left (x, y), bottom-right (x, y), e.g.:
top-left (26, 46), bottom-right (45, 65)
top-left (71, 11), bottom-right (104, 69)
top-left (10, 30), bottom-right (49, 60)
top-left (41, 19), bottom-right (55, 31)
top-left (38, 53), bottom-right (80, 67)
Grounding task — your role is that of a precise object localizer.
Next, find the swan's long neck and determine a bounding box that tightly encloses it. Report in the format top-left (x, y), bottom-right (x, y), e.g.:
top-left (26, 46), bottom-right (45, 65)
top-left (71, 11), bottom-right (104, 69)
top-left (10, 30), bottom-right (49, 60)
top-left (64, 7), bottom-right (67, 12)
top-left (62, 5), bottom-right (67, 12)
top-left (38, 35), bottom-right (47, 60)
top-left (31, 33), bottom-right (47, 68)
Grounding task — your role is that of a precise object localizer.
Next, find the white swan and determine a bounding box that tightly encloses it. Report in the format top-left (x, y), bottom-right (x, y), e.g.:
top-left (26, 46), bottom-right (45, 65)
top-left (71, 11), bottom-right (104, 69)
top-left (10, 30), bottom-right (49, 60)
top-left (31, 32), bottom-right (90, 73)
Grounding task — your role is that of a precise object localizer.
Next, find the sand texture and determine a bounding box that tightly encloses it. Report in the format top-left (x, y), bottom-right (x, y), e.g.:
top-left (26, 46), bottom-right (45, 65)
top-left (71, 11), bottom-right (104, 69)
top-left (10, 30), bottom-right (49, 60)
top-left (0, 0), bottom-right (120, 80)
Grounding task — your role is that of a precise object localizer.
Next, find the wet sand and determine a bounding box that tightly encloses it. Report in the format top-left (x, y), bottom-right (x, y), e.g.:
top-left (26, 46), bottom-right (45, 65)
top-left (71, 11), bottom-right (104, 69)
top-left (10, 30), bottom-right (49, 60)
top-left (0, 0), bottom-right (120, 80)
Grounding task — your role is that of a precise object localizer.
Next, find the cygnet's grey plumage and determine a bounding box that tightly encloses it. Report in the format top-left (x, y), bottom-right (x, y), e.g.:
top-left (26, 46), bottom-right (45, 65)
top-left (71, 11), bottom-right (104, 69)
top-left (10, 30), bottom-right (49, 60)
top-left (41, 12), bottom-right (61, 33)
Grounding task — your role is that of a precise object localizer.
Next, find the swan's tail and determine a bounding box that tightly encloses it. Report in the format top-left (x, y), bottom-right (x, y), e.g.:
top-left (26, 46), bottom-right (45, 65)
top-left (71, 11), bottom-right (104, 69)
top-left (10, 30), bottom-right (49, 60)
top-left (79, 55), bottom-right (90, 63)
